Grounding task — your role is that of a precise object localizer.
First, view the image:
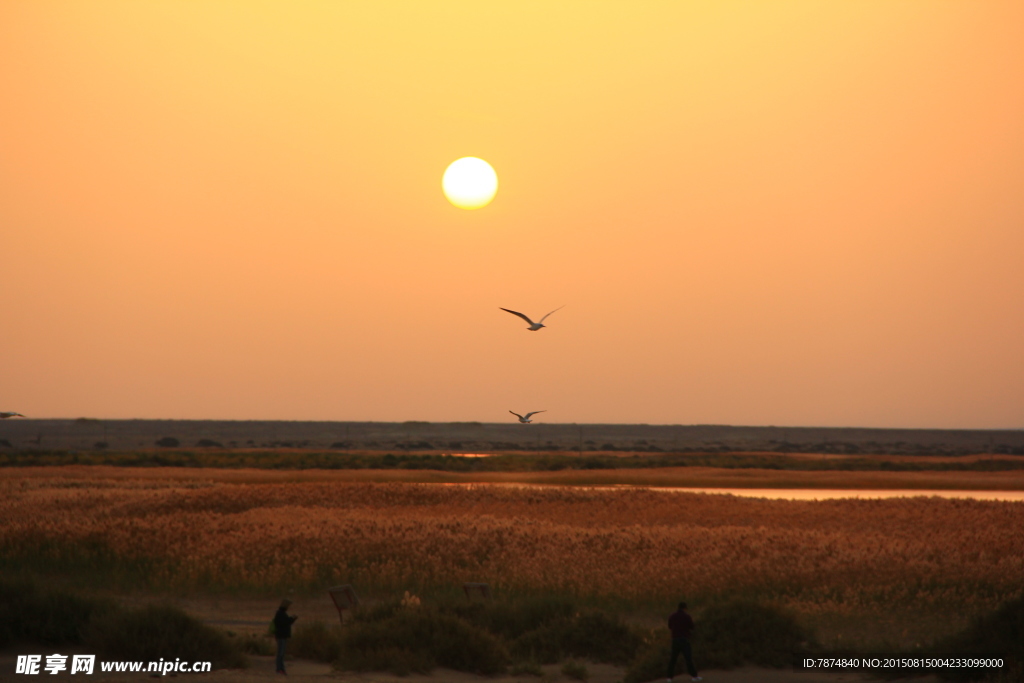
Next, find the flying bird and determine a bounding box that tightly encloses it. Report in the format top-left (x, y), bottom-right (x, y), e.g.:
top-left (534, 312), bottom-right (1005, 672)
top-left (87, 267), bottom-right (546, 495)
top-left (0, 412), bottom-right (25, 419)
top-left (499, 306), bottom-right (564, 331)
top-left (510, 410), bottom-right (546, 423)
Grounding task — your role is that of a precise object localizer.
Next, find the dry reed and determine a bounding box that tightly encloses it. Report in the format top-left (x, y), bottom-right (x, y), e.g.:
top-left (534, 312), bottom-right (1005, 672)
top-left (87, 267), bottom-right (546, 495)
top-left (2, 477), bottom-right (1021, 617)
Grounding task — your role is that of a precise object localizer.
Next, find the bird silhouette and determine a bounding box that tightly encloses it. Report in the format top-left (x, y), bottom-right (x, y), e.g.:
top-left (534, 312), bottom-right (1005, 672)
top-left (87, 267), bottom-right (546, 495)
top-left (499, 306), bottom-right (564, 331)
top-left (510, 410), bottom-right (546, 423)
top-left (0, 412), bottom-right (25, 419)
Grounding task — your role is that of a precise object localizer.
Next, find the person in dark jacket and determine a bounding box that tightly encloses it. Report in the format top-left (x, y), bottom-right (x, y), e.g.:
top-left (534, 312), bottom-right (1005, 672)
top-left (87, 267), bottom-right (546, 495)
top-left (667, 601), bottom-right (701, 682)
top-left (273, 599), bottom-right (298, 674)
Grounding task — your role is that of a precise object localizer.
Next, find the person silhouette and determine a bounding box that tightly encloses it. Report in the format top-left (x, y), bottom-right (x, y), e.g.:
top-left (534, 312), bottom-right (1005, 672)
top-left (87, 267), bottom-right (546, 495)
top-left (273, 599), bottom-right (298, 675)
top-left (667, 601), bottom-right (701, 682)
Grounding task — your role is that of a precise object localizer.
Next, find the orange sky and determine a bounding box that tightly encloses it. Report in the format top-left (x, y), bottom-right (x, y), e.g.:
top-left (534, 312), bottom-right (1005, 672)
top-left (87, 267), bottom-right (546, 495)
top-left (2, 1), bottom-right (1022, 428)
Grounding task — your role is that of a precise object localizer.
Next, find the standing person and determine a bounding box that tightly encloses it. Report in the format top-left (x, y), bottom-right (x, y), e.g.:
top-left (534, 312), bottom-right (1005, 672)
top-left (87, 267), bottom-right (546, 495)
top-left (667, 601), bottom-right (701, 682)
top-left (274, 599), bottom-right (298, 675)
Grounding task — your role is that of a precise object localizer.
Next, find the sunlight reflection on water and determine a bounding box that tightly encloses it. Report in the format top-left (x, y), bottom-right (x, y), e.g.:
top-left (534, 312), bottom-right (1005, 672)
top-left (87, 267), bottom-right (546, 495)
top-left (450, 482), bottom-right (1024, 502)
top-left (645, 487), bottom-right (1024, 501)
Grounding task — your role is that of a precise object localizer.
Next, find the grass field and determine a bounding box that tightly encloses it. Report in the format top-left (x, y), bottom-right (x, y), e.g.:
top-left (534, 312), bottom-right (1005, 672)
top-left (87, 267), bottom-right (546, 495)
top-left (3, 465), bottom-right (1022, 658)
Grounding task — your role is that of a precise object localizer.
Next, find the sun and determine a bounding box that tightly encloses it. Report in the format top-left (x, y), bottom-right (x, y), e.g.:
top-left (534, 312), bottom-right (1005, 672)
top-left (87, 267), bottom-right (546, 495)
top-left (442, 157), bottom-right (498, 210)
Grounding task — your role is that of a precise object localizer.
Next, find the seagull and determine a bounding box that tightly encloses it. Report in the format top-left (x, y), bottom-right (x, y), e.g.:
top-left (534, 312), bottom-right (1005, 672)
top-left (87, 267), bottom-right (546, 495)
top-left (0, 412), bottom-right (25, 419)
top-left (499, 306), bottom-right (564, 331)
top-left (510, 410), bottom-right (546, 423)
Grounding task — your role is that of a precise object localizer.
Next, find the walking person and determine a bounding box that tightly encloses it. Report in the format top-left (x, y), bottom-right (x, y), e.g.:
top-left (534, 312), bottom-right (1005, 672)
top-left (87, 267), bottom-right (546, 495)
top-left (273, 599), bottom-right (298, 675)
top-left (667, 601), bottom-right (701, 682)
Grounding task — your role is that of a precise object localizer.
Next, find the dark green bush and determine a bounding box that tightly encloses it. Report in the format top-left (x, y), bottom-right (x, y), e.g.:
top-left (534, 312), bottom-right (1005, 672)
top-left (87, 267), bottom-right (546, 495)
top-left (625, 601), bottom-right (814, 683)
top-left (233, 632), bottom-right (274, 656)
top-left (929, 596), bottom-right (1023, 682)
top-left (290, 619), bottom-right (342, 662)
top-left (512, 611), bottom-right (642, 665)
top-left (338, 607), bottom-right (509, 675)
top-left (335, 596), bottom-right (647, 674)
top-left (0, 580), bottom-right (114, 647)
top-left (85, 604), bottom-right (246, 669)
top-left (0, 580), bottom-right (247, 669)
top-left (698, 600), bottom-right (811, 668)
top-left (562, 659), bottom-right (589, 680)
top-left (446, 595), bottom-right (575, 640)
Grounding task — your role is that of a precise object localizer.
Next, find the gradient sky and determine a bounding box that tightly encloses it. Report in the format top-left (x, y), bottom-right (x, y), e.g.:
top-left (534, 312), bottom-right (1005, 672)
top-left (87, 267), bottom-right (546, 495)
top-left (2, 2), bottom-right (1022, 428)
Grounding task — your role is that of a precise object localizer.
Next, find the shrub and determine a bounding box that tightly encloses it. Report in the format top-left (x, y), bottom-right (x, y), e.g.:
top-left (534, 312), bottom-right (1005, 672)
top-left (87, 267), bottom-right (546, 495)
top-left (509, 624), bottom-right (565, 664)
top-left (562, 659), bottom-right (589, 680)
top-left (447, 596), bottom-right (575, 640)
top-left (625, 601), bottom-right (813, 683)
top-left (232, 633), bottom-right (273, 656)
top-left (0, 580), bottom-right (113, 648)
top-left (511, 611), bottom-right (642, 665)
top-left (337, 596), bottom-right (640, 674)
top-left (929, 596), bottom-right (1024, 682)
top-left (337, 606), bottom-right (509, 675)
top-left (0, 581), bottom-right (246, 670)
top-left (85, 604), bottom-right (246, 669)
top-left (697, 600), bottom-right (811, 668)
top-left (155, 437), bottom-right (179, 448)
top-left (290, 620), bottom-right (343, 662)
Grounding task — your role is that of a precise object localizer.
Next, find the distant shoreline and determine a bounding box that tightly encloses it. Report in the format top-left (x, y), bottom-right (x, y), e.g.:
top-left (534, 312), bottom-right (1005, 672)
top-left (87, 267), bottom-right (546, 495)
top-left (2, 418), bottom-right (1022, 456)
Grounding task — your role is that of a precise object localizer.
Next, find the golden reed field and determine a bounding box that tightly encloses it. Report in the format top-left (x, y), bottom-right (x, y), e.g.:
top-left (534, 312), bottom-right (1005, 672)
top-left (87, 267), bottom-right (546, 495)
top-left (3, 467), bottom-right (1022, 629)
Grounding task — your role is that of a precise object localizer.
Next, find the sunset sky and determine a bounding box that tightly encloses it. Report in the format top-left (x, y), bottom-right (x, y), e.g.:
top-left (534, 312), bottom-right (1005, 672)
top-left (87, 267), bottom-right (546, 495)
top-left (2, 2), bottom-right (1022, 428)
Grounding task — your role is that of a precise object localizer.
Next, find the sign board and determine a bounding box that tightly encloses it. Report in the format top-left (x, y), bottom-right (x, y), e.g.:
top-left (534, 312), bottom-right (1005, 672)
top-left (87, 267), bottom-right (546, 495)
top-left (328, 585), bottom-right (359, 623)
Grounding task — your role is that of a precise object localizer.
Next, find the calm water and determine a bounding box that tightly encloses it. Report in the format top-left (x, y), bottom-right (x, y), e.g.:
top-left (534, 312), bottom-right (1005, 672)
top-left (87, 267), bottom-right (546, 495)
top-left (466, 483), bottom-right (1024, 502)
top-left (646, 487), bottom-right (1024, 501)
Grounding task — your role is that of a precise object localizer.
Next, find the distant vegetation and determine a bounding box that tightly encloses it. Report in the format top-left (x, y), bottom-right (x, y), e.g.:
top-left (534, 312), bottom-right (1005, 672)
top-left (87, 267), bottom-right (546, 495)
top-left (2, 449), bottom-right (1024, 472)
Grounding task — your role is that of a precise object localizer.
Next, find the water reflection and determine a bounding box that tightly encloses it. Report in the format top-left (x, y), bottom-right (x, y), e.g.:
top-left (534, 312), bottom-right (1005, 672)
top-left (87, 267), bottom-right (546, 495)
top-left (645, 487), bottom-right (1024, 501)
top-left (451, 482), bottom-right (1024, 502)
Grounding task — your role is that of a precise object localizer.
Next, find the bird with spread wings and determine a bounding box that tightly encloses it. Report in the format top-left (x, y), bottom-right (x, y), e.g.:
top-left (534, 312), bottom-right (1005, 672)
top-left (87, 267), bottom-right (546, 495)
top-left (510, 410), bottom-right (546, 423)
top-left (499, 306), bottom-right (564, 331)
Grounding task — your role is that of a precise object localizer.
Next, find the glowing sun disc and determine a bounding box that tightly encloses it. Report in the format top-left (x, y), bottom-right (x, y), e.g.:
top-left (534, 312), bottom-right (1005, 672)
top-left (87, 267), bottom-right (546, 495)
top-left (443, 157), bottom-right (498, 210)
